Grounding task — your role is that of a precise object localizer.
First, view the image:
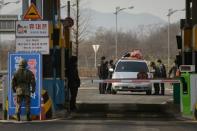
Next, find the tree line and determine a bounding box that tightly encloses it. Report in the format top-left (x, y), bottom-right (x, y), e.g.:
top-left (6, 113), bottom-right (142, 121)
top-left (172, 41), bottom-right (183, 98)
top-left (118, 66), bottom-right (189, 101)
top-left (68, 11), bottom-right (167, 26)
top-left (0, 23), bottom-right (180, 70)
top-left (78, 23), bottom-right (180, 67)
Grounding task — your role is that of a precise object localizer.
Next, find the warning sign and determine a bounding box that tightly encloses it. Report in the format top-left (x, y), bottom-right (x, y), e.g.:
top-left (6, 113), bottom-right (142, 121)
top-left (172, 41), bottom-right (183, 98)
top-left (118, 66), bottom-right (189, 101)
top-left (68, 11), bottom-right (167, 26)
top-left (23, 3), bottom-right (42, 20)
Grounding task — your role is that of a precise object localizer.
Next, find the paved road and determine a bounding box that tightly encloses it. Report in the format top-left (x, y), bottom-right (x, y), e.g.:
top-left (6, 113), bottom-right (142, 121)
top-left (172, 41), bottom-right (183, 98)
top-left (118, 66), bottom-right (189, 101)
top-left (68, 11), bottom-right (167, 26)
top-left (0, 78), bottom-right (174, 105)
top-left (0, 78), bottom-right (179, 115)
top-left (78, 78), bottom-right (173, 104)
top-left (0, 120), bottom-right (197, 131)
top-left (77, 88), bottom-right (173, 104)
top-left (1, 78), bottom-right (196, 131)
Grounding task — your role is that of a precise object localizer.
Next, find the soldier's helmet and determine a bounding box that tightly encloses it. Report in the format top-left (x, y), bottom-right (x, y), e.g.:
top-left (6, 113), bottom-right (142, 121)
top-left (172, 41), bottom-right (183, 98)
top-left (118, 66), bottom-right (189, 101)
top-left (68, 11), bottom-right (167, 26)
top-left (19, 59), bottom-right (27, 69)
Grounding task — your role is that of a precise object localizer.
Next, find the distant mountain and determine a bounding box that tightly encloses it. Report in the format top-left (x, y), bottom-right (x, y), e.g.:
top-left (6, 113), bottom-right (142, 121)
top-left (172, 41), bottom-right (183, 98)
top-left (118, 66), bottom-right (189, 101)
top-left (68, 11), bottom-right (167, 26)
top-left (84, 9), bottom-right (167, 30)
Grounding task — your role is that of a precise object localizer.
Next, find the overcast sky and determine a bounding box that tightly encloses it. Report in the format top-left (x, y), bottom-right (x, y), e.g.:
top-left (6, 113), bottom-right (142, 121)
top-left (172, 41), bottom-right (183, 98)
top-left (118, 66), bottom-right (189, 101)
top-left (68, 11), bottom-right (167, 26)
top-left (82, 0), bottom-right (185, 22)
top-left (1, 0), bottom-right (185, 22)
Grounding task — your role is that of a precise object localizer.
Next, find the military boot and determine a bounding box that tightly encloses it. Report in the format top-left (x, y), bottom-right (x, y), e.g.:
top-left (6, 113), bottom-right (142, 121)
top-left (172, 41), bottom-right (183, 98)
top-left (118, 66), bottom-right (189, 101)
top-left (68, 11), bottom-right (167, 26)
top-left (17, 113), bottom-right (20, 121)
top-left (26, 113), bottom-right (31, 121)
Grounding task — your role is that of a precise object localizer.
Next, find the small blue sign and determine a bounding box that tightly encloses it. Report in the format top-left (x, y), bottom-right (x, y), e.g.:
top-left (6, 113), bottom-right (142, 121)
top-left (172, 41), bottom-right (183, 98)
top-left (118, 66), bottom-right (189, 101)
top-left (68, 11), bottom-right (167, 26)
top-left (8, 52), bottom-right (42, 115)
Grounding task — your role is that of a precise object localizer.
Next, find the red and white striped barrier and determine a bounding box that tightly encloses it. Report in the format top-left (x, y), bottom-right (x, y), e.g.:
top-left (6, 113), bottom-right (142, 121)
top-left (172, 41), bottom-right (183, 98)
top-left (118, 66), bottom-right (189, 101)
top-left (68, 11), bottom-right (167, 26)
top-left (92, 78), bottom-right (180, 84)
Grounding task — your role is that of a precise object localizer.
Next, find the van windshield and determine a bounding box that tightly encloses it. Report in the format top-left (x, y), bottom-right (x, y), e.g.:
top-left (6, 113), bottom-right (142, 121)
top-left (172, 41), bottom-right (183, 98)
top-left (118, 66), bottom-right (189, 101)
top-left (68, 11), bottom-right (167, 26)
top-left (115, 61), bottom-right (148, 72)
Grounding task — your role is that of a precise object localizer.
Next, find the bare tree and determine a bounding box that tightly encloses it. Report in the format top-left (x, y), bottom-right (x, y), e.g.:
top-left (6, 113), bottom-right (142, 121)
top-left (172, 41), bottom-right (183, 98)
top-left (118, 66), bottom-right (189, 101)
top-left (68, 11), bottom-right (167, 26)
top-left (78, 27), bottom-right (140, 67)
top-left (72, 0), bottom-right (91, 57)
top-left (141, 23), bottom-right (180, 60)
top-left (78, 22), bottom-right (180, 67)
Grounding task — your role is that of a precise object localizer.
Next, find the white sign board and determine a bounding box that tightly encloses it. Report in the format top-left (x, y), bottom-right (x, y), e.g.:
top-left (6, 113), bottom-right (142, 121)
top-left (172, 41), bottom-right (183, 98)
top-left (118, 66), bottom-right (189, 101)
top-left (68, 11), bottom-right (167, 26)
top-left (92, 45), bottom-right (100, 53)
top-left (16, 21), bottom-right (49, 37)
top-left (16, 37), bottom-right (49, 54)
top-left (92, 45), bottom-right (100, 68)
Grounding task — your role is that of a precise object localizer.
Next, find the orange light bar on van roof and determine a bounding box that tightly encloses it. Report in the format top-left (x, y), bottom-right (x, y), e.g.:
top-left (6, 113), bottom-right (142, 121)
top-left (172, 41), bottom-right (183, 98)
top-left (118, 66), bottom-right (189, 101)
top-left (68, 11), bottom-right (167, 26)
top-left (122, 49), bottom-right (143, 60)
top-left (122, 57), bottom-right (143, 60)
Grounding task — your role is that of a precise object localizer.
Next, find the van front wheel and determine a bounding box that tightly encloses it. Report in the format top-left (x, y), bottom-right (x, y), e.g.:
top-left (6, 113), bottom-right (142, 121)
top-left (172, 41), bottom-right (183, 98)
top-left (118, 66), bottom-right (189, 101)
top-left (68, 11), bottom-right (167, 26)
top-left (112, 90), bottom-right (117, 94)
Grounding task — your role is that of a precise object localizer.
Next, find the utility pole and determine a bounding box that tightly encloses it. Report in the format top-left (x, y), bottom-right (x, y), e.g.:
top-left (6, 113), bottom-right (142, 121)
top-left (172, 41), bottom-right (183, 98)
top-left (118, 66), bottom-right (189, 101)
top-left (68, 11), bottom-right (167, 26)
top-left (114, 6), bottom-right (134, 60)
top-left (0, 0), bottom-right (3, 71)
top-left (76, 0), bottom-right (79, 59)
top-left (167, 9), bottom-right (170, 73)
top-left (115, 7), bottom-right (118, 60)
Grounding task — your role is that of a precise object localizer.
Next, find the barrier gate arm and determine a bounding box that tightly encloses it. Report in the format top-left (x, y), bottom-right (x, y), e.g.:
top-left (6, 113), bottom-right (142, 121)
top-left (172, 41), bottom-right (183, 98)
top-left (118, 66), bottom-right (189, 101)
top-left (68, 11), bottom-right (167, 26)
top-left (92, 78), bottom-right (181, 84)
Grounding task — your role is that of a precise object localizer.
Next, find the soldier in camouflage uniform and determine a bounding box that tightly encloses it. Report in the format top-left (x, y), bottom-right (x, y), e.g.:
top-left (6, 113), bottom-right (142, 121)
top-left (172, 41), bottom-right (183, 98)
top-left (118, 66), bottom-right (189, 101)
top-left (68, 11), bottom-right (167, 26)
top-left (12, 59), bottom-right (36, 121)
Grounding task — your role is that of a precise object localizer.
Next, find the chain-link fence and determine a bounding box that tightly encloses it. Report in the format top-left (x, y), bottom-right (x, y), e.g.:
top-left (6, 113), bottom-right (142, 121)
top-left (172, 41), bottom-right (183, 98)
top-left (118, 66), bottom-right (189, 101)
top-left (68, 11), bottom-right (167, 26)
top-left (78, 67), bottom-right (97, 78)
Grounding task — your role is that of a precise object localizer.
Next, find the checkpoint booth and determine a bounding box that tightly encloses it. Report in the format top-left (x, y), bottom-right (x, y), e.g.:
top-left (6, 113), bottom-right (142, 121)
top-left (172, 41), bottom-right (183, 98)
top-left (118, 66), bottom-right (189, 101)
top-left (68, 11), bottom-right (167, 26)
top-left (1, 0), bottom-right (74, 121)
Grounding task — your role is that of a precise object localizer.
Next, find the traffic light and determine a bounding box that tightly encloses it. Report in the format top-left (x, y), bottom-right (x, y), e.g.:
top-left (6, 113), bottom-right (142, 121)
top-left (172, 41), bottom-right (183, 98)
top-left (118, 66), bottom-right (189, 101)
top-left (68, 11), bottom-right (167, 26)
top-left (176, 54), bottom-right (182, 67)
top-left (182, 26), bottom-right (192, 52)
top-left (176, 35), bottom-right (182, 49)
top-left (193, 25), bottom-right (197, 51)
top-left (52, 28), bottom-right (60, 46)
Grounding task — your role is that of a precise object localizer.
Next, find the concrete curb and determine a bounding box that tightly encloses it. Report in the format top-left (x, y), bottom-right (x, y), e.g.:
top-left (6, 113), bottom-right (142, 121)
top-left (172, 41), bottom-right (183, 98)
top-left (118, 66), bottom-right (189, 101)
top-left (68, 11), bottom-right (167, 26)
top-left (77, 103), bottom-right (166, 112)
top-left (1, 102), bottom-right (195, 122)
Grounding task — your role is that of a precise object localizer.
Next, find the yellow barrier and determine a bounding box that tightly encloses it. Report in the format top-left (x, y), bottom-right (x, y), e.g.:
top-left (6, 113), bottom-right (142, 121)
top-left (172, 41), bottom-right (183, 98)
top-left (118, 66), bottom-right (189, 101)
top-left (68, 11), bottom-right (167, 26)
top-left (40, 89), bottom-right (53, 120)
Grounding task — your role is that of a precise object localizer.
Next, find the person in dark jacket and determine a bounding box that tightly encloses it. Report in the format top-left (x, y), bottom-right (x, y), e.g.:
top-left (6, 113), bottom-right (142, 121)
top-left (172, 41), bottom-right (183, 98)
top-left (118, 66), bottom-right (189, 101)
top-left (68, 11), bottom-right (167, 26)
top-left (106, 60), bottom-right (115, 94)
top-left (68, 56), bottom-right (81, 111)
top-left (98, 56), bottom-right (106, 94)
top-left (157, 59), bottom-right (167, 95)
top-left (168, 60), bottom-right (178, 78)
top-left (99, 61), bottom-right (109, 94)
top-left (150, 61), bottom-right (160, 95)
top-left (98, 56), bottom-right (105, 79)
top-left (102, 61), bottom-right (109, 94)
top-left (103, 61), bottom-right (109, 79)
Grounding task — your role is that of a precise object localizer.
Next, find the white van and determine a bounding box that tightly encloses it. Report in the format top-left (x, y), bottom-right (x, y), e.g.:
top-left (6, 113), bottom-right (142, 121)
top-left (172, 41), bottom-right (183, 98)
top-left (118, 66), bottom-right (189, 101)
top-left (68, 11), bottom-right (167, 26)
top-left (111, 58), bottom-right (152, 95)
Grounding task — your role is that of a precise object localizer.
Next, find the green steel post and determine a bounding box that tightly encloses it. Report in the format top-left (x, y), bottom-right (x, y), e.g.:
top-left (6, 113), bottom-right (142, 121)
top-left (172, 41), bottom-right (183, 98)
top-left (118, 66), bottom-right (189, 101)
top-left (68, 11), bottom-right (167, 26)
top-left (181, 72), bottom-right (192, 116)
